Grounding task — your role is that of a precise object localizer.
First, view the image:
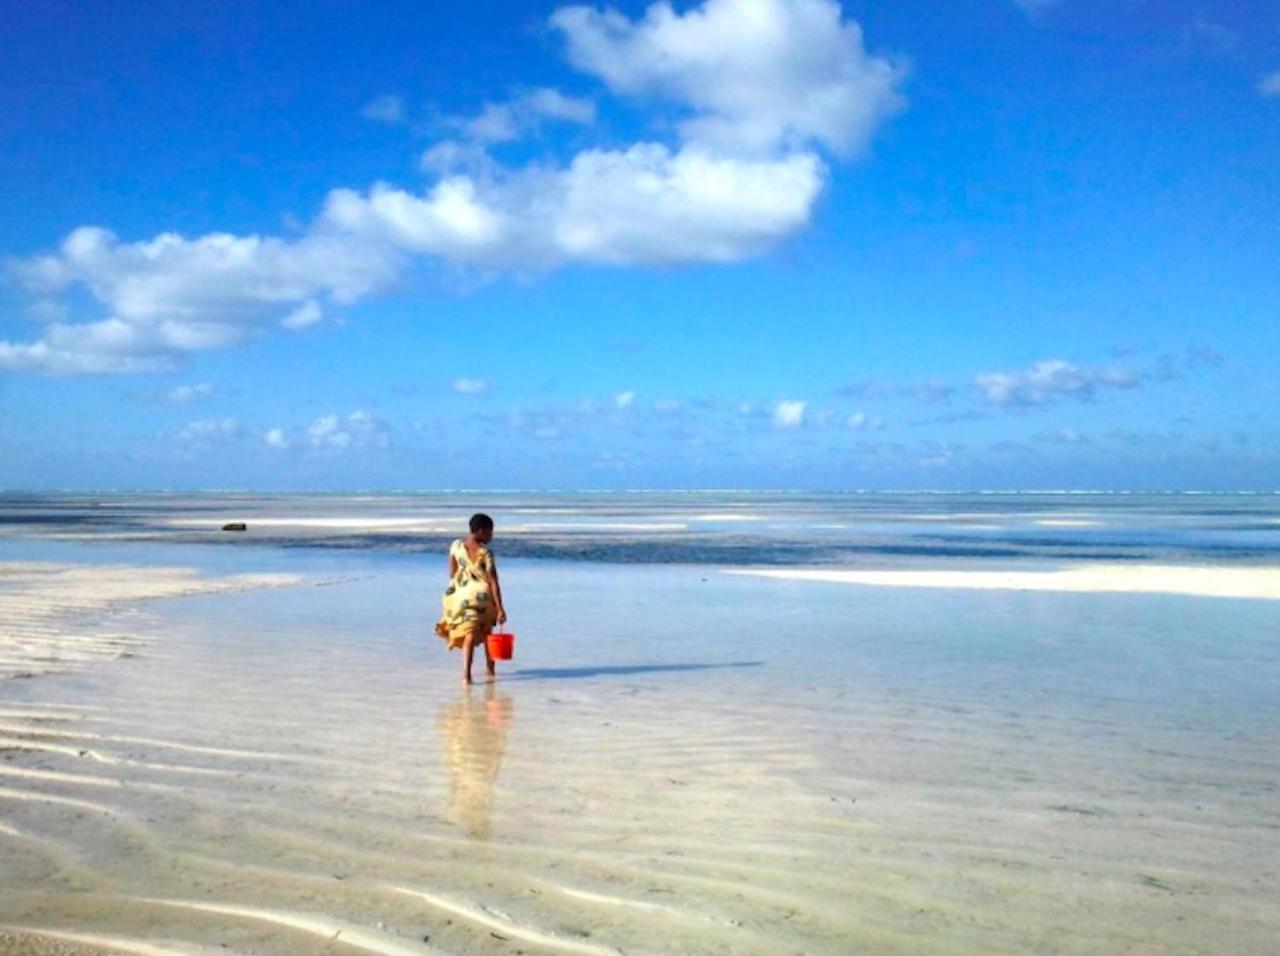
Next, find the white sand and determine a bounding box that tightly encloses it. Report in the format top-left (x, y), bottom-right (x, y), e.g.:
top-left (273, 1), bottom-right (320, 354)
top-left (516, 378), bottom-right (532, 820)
top-left (0, 561), bottom-right (300, 680)
top-left (726, 563), bottom-right (1280, 600)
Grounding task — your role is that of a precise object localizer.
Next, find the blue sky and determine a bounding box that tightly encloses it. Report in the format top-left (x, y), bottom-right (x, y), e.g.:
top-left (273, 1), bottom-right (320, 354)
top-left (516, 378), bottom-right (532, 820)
top-left (1, 0), bottom-right (1277, 490)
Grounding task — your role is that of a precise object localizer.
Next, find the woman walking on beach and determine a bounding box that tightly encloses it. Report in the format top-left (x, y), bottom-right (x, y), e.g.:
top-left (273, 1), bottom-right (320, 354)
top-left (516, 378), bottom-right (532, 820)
top-left (436, 513), bottom-right (507, 684)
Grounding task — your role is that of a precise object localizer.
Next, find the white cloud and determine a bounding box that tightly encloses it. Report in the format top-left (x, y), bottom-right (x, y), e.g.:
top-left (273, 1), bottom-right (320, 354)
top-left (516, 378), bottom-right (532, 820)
top-left (322, 178), bottom-right (505, 260)
top-left (261, 411), bottom-right (392, 452)
top-left (773, 399), bottom-right (806, 428)
top-left (178, 417), bottom-right (240, 445)
top-left (305, 410), bottom-right (392, 450)
top-left (362, 94), bottom-right (406, 125)
top-left (845, 410), bottom-right (884, 430)
top-left (2, 225), bottom-right (401, 373)
top-left (524, 87), bottom-right (597, 125)
top-left (163, 382), bottom-right (215, 406)
top-left (614, 390), bottom-right (635, 409)
top-left (974, 359), bottom-right (1141, 408)
top-left (280, 301), bottom-right (323, 330)
top-left (418, 140), bottom-right (494, 175)
top-left (0, 323), bottom-right (179, 374)
top-left (837, 377), bottom-right (953, 403)
top-left (1036, 426), bottom-right (1086, 444)
top-left (2, 0), bottom-right (901, 375)
top-left (1259, 70), bottom-right (1280, 98)
top-left (551, 0), bottom-right (905, 156)
top-left (336, 145), bottom-right (825, 269)
top-left (551, 144), bottom-right (823, 264)
top-left (447, 87), bottom-right (596, 146)
top-left (451, 377), bottom-right (490, 395)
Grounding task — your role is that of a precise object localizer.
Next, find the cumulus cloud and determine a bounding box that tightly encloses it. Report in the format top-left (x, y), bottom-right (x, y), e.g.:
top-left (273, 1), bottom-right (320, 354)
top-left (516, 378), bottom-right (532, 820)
top-left (845, 410), bottom-right (884, 430)
top-left (305, 410), bottom-right (392, 450)
top-left (444, 87), bottom-right (596, 146)
top-left (3, 225), bottom-right (400, 373)
top-left (451, 377), bottom-right (490, 395)
top-left (550, 0), bottom-right (904, 155)
top-left (1259, 70), bottom-right (1280, 98)
top-left (177, 417), bottom-right (241, 446)
top-left (280, 301), bottom-right (323, 330)
top-left (162, 382), bottom-right (215, 406)
top-left (260, 411), bottom-right (392, 452)
top-left (773, 399), bottom-right (806, 428)
top-left (334, 146), bottom-right (825, 269)
top-left (614, 390), bottom-right (635, 409)
top-left (974, 359), bottom-right (1142, 408)
top-left (1, 0), bottom-right (903, 375)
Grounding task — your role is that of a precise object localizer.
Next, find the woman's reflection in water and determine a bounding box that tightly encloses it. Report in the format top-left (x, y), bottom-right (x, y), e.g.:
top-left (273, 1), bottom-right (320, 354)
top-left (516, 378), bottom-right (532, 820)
top-left (439, 684), bottom-right (514, 838)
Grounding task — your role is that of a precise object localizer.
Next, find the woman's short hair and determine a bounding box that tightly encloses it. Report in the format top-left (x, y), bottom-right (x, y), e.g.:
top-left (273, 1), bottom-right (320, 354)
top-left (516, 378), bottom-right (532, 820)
top-left (469, 513), bottom-right (494, 534)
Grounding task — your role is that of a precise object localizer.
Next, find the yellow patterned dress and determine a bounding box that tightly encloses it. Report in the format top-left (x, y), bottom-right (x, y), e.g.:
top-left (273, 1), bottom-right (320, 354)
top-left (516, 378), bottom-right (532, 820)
top-left (435, 538), bottom-right (498, 651)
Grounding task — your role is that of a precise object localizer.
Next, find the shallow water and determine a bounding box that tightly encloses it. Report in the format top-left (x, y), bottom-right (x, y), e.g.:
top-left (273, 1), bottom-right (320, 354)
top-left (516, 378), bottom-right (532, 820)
top-left (1, 542), bottom-right (1277, 954)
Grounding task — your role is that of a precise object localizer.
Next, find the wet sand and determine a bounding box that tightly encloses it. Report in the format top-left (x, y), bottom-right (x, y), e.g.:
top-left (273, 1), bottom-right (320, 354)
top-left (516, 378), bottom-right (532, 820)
top-left (0, 561), bottom-right (299, 681)
top-left (0, 548), bottom-right (1278, 954)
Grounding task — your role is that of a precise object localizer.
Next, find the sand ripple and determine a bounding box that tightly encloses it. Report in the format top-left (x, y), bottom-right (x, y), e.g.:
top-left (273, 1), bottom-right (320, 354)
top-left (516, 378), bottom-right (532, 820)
top-left (0, 562), bottom-right (300, 681)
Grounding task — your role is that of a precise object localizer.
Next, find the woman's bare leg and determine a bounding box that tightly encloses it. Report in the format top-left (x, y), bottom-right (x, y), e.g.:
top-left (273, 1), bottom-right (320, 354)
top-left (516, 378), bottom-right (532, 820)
top-left (484, 636), bottom-right (496, 681)
top-left (462, 633), bottom-right (475, 684)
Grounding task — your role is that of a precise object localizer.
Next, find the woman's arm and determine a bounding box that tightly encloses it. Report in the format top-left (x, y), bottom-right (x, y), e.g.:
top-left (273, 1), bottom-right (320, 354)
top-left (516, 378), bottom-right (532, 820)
top-left (491, 564), bottom-right (506, 624)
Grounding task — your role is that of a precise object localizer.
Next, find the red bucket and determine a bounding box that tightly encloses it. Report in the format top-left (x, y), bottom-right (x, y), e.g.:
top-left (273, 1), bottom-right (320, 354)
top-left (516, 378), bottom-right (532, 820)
top-left (487, 631), bottom-right (515, 660)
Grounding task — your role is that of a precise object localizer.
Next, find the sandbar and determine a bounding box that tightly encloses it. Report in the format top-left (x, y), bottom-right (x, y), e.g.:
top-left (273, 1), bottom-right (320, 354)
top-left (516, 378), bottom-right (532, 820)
top-left (726, 563), bottom-right (1280, 600)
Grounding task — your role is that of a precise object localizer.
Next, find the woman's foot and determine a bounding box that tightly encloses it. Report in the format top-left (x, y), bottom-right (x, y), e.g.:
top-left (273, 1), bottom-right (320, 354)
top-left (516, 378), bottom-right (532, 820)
top-left (463, 673), bottom-right (473, 685)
